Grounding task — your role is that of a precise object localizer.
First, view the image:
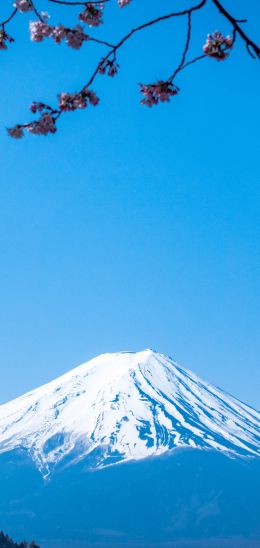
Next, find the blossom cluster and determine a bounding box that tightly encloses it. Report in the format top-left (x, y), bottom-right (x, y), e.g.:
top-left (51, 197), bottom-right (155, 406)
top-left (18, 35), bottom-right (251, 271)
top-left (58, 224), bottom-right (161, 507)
top-left (78, 3), bottom-right (103, 27)
top-left (27, 113), bottom-right (56, 135)
top-left (98, 58), bottom-right (119, 77)
top-left (203, 31), bottom-right (233, 60)
top-left (139, 80), bottom-right (179, 107)
top-left (7, 113), bottom-right (56, 139)
top-left (7, 86), bottom-right (99, 138)
top-left (29, 101), bottom-right (55, 114)
top-left (29, 21), bottom-right (89, 49)
top-left (58, 89), bottom-right (99, 111)
top-left (14, 0), bottom-right (33, 13)
top-left (7, 126), bottom-right (24, 139)
top-left (0, 30), bottom-right (14, 50)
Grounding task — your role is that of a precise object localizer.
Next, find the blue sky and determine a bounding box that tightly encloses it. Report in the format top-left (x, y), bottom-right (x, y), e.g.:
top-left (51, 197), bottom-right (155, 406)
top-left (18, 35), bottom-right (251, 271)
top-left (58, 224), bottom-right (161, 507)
top-left (0, 0), bottom-right (259, 406)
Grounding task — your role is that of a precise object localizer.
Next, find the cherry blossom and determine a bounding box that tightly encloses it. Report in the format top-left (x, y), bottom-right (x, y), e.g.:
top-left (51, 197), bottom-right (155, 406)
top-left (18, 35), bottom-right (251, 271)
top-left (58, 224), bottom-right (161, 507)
top-left (50, 25), bottom-right (67, 44)
top-left (58, 89), bottom-right (99, 111)
top-left (30, 101), bottom-right (48, 113)
top-left (62, 25), bottom-right (89, 49)
top-left (0, 30), bottom-right (14, 50)
top-left (14, 0), bottom-right (33, 13)
top-left (29, 21), bottom-right (52, 42)
top-left (118, 0), bottom-right (132, 7)
top-left (203, 31), bottom-right (233, 60)
top-left (27, 113), bottom-right (56, 135)
top-left (29, 21), bottom-right (89, 49)
top-left (7, 126), bottom-right (24, 139)
top-left (98, 58), bottom-right (119, 77)
top-left (7, 89), bottom-right (99, 139)
top-left (85, 89), bottom-right (99, 106)
top-left (79, 4), bottom-right (103, 27)
top-left (139, 81), bottom-right (179, 107)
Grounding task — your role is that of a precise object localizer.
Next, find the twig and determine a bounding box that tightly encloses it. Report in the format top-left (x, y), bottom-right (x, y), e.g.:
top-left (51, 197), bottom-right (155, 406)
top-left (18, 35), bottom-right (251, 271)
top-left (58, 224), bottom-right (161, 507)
top-left (47, 0), bottom-right (107, 5)
top-left (1, 7), bottom-right (18, 30)
top-left (170, 12), bottom-right (192, 81)
top-left (211, 0), bottom-right (260, 58)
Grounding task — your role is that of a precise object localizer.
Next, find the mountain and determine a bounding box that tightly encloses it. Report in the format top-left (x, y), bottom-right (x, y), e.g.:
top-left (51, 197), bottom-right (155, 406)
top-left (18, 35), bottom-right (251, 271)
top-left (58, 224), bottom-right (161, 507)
top-left (0, 350), bottom-right (259, 478)
top-left (0, 350), bottom-right (259, 548)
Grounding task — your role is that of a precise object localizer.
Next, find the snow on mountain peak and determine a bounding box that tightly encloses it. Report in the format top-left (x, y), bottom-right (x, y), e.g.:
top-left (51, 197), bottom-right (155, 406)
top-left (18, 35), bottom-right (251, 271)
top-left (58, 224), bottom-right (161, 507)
top-left (0, 349), bottom-right (259, 477)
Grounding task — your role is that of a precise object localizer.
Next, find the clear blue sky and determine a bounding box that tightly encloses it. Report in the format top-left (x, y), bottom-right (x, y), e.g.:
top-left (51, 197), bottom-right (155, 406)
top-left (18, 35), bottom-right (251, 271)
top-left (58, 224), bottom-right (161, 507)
top-left (0, 0), bottom-right (259, 407)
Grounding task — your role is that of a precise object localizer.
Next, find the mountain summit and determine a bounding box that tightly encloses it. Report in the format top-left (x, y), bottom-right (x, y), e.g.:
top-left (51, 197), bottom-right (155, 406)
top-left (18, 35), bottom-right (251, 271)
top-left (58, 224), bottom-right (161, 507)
top-left (0, 350), bottom-right (259, 477)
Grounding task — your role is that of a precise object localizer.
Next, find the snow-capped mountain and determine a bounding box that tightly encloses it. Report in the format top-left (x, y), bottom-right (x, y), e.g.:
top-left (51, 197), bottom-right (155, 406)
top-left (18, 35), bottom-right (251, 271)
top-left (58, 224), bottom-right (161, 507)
top-left (0, 350), bottom-right (259, 477)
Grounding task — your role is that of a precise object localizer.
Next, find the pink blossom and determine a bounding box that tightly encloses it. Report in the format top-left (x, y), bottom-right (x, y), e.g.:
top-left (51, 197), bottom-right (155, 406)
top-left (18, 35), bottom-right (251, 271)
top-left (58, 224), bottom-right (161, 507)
top-left (118, 0), bottom-right (132, 7)
top-left (30, 101), bottom-right (45, 113)
top-left (139, 80), bottom-right (179, 107)
top-left (98, 58), bottom-right (119, 77)
top-left (52, 24), bottom-right (89, 49)
top-left (87, 89), bottom-right (99, 106)
top-left (29, 21), bottom-right (89, 49)
top-left (58, 89), bottom-right (99, 111)
top-left (58, 92), bottom-right (87, 111)
top-left (27, 113), bottom-right (56, 135)
top-left (29, 21), bottom-right (52, 42)
top-left (14, 0), bottom-right (33, 13)
top-left (63, 25), bottom-right (89, 49)
top-left (203, 31), bottom-right (233, 61)
top-left (0, 30), bottom-right (14, 50)
top-left (0, 33), bottom-right (8, 50)
top-left (7, 125), bottom-right (24, 139)
top-left (79, 4), bottom-right (103, 27)
top-left (51, 25), bottom-right (66, 44)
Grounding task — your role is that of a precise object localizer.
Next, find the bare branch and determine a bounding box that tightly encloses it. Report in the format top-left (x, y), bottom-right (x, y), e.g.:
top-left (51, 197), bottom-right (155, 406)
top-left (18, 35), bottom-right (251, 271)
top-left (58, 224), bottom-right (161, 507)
top-left (1, 7), bottom-right (18, 30)
top-left (169, 12), bottom-right (192, 82)
top-left (48, 0), bottom-right (107, 5)
top-left (114, 0), bottom-right (206, 52)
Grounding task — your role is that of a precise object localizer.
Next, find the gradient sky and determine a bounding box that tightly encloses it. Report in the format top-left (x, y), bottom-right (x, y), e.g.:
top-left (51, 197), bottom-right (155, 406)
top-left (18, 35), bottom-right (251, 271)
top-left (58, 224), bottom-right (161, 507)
top-left (0, 0), bottom-right (259, 407)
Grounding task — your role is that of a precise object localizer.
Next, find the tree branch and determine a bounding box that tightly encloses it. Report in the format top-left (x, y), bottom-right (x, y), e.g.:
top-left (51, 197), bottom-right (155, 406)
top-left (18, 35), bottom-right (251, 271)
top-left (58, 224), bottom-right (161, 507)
top-left (47, 0), bottom-right (108, 5)
top-left (169, 11), bottom-right (192, 81)
top-left (114, 0), bottom-right (206, 52)
top-left (1, 7), bottom-right (17, 29)
top-left (5, 0), bottom-right (259, 137)
top-left (211, 0), bottom-right (260, 58)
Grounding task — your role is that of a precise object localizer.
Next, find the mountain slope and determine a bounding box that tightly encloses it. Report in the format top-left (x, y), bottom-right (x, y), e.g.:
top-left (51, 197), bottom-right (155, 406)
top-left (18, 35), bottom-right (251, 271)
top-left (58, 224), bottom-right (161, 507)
top-left (0, 448), bottom-right (260, 547)
top-left (0, 350), bottom-right (259, 477)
